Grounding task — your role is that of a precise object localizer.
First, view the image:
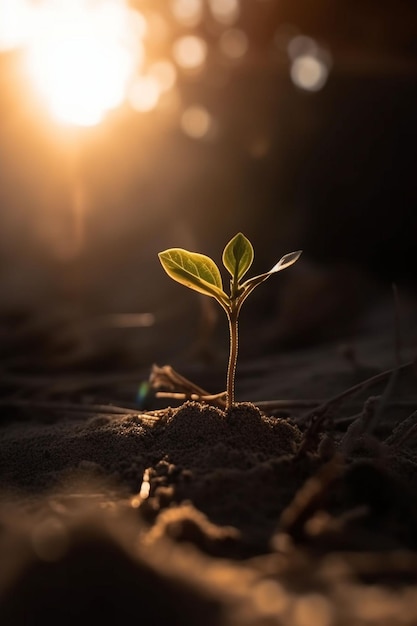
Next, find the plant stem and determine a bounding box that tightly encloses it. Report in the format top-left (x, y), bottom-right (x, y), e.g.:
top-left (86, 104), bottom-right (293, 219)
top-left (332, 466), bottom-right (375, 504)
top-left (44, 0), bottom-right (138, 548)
top-left (226, 305), bottom-right (239, 409)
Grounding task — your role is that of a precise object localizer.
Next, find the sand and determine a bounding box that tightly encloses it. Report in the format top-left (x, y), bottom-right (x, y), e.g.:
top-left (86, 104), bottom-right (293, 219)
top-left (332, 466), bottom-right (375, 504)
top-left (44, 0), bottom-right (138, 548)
top-left (1, 289), bottom-right (417, 625)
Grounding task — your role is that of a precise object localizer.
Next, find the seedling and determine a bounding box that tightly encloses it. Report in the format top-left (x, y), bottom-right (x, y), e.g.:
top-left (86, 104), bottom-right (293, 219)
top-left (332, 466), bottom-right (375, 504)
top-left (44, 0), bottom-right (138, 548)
top-left (159, 233), bottom-right (302, 409)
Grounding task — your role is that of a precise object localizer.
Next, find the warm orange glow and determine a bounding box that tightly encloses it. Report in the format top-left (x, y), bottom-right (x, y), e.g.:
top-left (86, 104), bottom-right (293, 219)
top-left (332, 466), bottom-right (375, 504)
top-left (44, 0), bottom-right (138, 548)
top-left (148, 60), bottom-right (177, 93)
top-left (129, 75), bottom-right (161, 112)
top-left (219, 28), bottom-right (248, 60)
top-left (181, 105), bottom-right (213, 139)
top-left (172, 35), bottom-right (207, 71)
top-left (170, 0), bottom-right (203, 27)
top-left (22, 0), bottom-right (146, 127)
top-left (208, 0), bottom-right (240, 25)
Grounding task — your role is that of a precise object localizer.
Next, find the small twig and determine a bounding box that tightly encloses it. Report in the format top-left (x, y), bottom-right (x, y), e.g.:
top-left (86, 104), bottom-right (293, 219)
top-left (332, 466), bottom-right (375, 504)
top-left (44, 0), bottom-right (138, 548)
top-left (0, 398), bottom-right (167, 428)
top-left (279, 456), bottom-right (344, 539)
top-left (257, 398), bottom-right (417, 414)
top-left (149, 364), bottom-right (209, 396)
top-left (333, 412), bottom-right (363, 426)
top-left (252, 399), bottom-right (325, 411)
top-left (364, 285), bottom-right (404, 433)
top-left (385, 409), bottom-right (417, 448)
top-left (149, 364), bottom-right (227, 408)
top-left (154, 392), bottom-right (417, 416)
top-left (366, 368), bottom-right (398, 434)
top-left (295, 360), bottom-right (415, 457)
top-left (297, 360), bottom-right (414, 426)
top-left (340, 395), bottom-right (381, 454)
top-left (156, 391), bottom-right (227, 405)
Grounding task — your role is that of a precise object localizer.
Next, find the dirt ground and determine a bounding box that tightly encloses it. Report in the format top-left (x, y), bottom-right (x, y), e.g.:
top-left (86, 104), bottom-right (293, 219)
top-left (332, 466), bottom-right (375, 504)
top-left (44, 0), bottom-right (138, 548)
top-left (1, 270), bottom-right (417, 626)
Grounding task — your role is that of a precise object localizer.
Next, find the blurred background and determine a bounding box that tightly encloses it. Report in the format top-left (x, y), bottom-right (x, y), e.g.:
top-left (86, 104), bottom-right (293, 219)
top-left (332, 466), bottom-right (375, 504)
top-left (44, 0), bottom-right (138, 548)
top-left (0, 0), bottom-right (416, 374)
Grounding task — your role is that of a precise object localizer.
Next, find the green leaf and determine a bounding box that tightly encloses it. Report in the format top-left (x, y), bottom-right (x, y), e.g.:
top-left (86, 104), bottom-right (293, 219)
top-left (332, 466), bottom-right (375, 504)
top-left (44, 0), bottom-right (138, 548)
top-left (222, 233), bottom-right (254, 282)
top-left (158, 248), bottom-right (228, 303)
top-left (240, 250), bottom-right (302, 299)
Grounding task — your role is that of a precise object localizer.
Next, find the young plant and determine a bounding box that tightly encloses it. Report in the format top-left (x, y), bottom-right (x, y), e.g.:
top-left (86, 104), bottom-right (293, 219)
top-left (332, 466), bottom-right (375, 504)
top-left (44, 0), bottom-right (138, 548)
top-left (158, 233), bottom-right (302, 409)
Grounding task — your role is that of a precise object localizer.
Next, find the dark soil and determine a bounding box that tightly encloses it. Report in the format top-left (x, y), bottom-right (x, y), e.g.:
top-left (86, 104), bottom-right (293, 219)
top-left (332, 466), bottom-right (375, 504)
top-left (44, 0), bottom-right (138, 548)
top-left (1, 297), bottom-right (417, 625)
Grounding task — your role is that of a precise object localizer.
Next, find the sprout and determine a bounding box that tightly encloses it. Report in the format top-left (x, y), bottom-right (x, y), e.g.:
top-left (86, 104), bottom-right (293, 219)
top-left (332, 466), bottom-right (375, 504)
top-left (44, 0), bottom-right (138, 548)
top-left (159, 233), bottom-right (302, 409)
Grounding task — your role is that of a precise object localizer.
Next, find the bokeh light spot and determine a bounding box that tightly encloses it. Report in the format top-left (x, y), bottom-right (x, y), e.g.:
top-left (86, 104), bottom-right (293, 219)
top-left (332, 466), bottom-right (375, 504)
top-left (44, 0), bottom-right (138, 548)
top-left (170, 0), bottom-right (203, 27)
top-left (23, 1), bottom-right (145, 126)
top-left (290, 55), bottom-right (329, 91)
top-left (291, 594), bottom-right (333, 626)
top-left (253, 580), bottom-right (289, 616)
top-left (181, 105), bottom-right (213, 139)
top-left (208, 0), bottom-right (240, 25)
top-left (172, 35), bottom-right (207, 70)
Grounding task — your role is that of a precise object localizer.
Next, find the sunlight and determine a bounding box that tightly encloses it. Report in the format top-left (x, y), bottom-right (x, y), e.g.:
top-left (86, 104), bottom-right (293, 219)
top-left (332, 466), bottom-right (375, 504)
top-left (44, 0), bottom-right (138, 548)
top-left (0, 0), bottom-right (33, 51)
top-left (128, 75), bottom-right (161, 113)
top-left (23, 0), bottom-right (146, 127)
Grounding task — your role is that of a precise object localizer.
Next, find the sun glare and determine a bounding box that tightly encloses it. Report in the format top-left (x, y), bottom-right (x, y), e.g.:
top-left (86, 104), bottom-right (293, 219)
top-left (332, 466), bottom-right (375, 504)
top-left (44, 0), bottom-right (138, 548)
top-left (0, 0), bottom-right (33, 51)
top-left (21, 0), bottom-right (145, 127)
top-left (128, 75), bottom-right (161, 113)
top-left (181, 105), bottom-right (213, 139)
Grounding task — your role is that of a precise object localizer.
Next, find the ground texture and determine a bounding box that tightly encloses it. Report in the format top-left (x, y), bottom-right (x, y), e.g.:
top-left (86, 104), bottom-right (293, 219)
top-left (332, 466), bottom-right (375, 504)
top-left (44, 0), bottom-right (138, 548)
top-left (1, 290), bottom-right (417, 626)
